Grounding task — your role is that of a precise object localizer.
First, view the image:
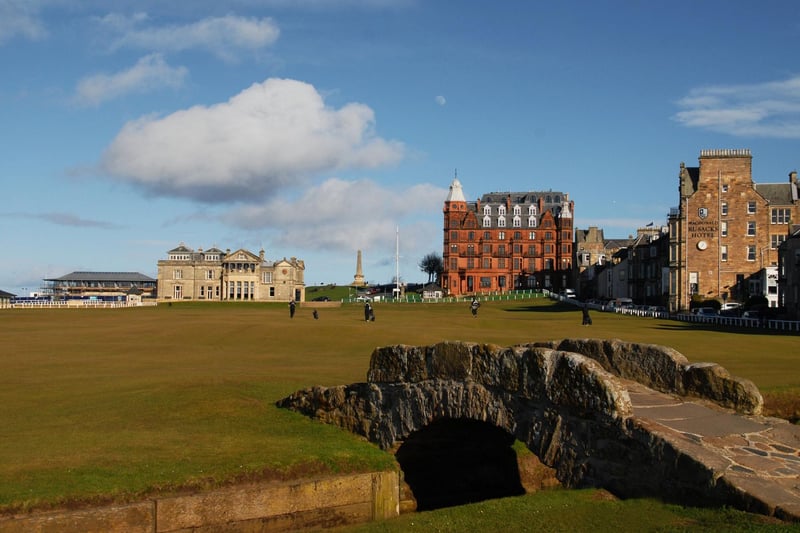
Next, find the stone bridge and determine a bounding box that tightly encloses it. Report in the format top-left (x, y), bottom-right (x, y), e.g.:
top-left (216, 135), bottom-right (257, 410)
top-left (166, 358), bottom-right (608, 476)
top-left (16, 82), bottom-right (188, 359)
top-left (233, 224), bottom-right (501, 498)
top-left (278, 338), bottom-right (800, 521)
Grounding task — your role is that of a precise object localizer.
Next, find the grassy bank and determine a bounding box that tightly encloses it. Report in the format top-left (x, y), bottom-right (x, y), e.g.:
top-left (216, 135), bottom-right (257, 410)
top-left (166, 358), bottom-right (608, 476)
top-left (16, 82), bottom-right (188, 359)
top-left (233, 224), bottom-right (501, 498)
top-left (1, 298), bottom-right (798, 514)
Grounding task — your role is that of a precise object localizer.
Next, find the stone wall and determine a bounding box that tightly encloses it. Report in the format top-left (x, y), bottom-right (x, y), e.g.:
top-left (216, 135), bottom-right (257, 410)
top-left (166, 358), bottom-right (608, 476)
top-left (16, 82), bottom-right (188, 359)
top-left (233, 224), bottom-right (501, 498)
top-left (0, 471), bottom-right (399, 533)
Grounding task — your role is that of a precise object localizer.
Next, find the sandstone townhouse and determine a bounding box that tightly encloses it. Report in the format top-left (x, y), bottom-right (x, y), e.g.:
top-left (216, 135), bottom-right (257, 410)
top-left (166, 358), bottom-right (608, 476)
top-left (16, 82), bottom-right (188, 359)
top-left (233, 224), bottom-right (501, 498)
top-left (664, 149), bottom-right (799, 312)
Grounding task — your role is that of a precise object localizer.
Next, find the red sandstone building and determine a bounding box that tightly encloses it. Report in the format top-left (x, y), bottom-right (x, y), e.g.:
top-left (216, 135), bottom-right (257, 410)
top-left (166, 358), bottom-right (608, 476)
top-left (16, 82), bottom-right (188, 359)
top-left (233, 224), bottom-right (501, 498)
top-left (442, 177), bottom-right (574, 296)
top-left (668, 149), bottom-right (799, 312)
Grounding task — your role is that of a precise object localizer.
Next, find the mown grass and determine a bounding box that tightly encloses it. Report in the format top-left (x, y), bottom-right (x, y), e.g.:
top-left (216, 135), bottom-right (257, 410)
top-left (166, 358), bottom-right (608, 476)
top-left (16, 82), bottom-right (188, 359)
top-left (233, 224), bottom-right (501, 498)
top-left (1, 297), bottom-right (798, 520)
top-left (325, 489), bottom-right (793, 532)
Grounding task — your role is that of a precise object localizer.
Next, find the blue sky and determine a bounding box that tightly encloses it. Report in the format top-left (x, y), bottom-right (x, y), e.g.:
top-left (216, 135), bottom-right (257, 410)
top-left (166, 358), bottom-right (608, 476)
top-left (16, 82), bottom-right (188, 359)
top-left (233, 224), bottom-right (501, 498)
top-left (2, 0), bottom-right (800, 295)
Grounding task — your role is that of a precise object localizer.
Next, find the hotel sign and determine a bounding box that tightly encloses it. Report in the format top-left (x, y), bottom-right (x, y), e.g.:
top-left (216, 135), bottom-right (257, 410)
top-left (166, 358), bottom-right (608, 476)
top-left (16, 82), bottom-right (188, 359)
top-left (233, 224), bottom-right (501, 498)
top-left (689, 219), bottom-right (718, 239)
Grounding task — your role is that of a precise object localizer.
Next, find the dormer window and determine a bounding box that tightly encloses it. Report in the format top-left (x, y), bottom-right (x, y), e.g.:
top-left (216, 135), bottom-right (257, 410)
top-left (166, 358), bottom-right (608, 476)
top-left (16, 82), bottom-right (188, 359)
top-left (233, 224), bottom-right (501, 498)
top-left (483, 205), bottom-right (491, 216)
top-left (498, 216), bottom-right (506, 228)
top-left (528, 216), bottom-right (537, 228)
top-left (498, 205), bottom-right (506, 216)
top-left (513, 216), bottom-right (521, 227)
top-left (513, 205), bottom-right (521, 216)
top-left (528, 205), bottom-right (537, 216)
top-left (483, 215), bottom-right (491, 227)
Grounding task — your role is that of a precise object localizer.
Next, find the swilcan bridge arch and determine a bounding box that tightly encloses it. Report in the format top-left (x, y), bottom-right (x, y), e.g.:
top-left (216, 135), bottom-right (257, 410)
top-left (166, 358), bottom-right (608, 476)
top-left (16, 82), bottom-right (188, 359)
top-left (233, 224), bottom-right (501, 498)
top-left (279, 338), bottom-right (800, 521)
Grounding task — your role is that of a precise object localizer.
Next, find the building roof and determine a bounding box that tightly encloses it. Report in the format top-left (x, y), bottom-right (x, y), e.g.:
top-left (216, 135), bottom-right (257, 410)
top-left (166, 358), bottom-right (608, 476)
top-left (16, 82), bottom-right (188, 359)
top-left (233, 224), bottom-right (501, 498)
top-left (445, 177), bottom-right (466, 202)
top-left (45, 272), bottom-right (156, 282)
top-left (754, 182), bottom-right (797, 205)
top-left (604, 238), bottom-right (635, 250)
top-left (0, 289), bottom-right (16, 298)
top-left (478, 190), bottom-right (569, 206)
top-left (168, 243), bottom-right (194, 254)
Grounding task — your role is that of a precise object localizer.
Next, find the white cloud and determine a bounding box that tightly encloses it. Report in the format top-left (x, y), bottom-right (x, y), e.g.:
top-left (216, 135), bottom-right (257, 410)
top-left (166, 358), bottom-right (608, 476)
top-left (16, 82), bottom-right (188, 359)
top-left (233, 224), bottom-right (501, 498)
top-left (74, 53), bottom-right (188, 107)
top-left (435, 95), bottom-right (446, 106)
top-left (105, 13), bottom-right (280, 61)
top-left (0, 0), bottom-right (47, 44)
top-left (673, 75), bottom-right (800, 138)
top-left (0, 211), bottom-right (121, 229)
top-left (100, 78), bottom-right (405, 202)
top-left (224, 178), bottom-right (446, 252)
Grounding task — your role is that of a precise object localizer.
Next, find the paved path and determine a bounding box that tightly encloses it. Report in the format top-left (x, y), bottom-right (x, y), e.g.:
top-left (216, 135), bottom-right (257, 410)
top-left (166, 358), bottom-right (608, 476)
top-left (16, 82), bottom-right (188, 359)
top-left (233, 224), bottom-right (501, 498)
top-left (626, 381), bottom-right (800, 521)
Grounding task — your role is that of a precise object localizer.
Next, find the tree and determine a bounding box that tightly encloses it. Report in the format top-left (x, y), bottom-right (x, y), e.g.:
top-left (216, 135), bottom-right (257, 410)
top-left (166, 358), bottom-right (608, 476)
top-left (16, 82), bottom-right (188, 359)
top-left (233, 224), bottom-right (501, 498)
top-left (419, 252), bottom-right (443, 284)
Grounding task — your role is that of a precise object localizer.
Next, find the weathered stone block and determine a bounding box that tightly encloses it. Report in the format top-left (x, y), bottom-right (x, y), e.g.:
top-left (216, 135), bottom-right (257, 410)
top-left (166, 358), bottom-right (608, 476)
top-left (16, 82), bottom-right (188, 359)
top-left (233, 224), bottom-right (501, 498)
top-left (156, 472), bottom-right (397, 532)
top-left (470, 344), bottom-right (521, 391)
top-left (545, 350), bottom-right (632, 420)
top-left (0, 502), bottom-right (154, 533)
top-left (368, 345), bottom-right (427, 383)
top-left (683, 362), bottom-right (763, 415)
top-left (426, 341), bottom-right (475, 380)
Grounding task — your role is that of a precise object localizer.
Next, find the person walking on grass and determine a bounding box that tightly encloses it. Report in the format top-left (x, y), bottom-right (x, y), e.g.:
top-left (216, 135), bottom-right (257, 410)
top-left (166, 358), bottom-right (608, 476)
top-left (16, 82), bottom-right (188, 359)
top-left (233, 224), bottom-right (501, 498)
top-left (470, 297), bottom-right (480, 318)
top-left (582, 303), bottom-right (592, 326)
top-left (289, 299), bottom-right (296, 318)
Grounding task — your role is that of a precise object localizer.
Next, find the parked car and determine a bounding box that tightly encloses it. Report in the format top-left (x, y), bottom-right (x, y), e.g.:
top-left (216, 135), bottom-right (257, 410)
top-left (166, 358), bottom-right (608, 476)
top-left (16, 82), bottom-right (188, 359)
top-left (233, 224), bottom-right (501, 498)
top-left (355, 295), bottom-right (372, 302)
top-left (312, 296), bottom-right (330, 301)
top-left (692, 307), bottom-right (717, 316)
top-left (608, 297), bottom-right (633, 309)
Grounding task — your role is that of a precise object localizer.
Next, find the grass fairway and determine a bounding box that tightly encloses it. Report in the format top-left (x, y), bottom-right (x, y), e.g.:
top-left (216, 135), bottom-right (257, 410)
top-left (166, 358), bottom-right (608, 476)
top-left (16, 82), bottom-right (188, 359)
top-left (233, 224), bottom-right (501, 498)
top-left (327, 488), bottom-right (793, 532)
top-left (1, 297), bottom-right (798, 515)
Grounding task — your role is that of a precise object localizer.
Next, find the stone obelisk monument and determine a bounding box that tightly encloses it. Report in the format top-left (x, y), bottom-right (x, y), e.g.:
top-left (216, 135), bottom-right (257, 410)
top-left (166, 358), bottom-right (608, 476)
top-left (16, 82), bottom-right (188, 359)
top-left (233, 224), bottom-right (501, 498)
top-left (352, 250), bottom-right (366, 287)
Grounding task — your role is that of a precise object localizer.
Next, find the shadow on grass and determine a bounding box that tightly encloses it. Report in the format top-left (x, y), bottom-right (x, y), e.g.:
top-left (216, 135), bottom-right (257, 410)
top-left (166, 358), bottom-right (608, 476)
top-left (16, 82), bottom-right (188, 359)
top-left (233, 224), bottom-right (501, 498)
top-left (651, 322), bottom-right (790, 336)
top-left (503, 303), bottom-right (577, 314)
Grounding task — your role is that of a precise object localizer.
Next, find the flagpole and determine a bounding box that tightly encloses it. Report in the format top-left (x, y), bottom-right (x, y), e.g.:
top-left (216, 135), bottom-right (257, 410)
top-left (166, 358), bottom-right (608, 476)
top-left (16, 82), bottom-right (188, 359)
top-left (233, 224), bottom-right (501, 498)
top-left (395, 226), bottom-right (400, 298)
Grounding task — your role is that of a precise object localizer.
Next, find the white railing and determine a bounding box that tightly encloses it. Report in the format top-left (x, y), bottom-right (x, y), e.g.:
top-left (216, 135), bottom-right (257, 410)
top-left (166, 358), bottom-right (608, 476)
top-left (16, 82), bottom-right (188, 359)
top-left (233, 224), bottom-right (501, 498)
top-left (564, 299), bottom-right (799, 332)
top-left (612, 306), bottom-right (670, 319)
top-left (672, 312), bottom-right (799, 332)
top-left (12, 300), bottom-right (158, 309)
top-left (343, 290), bottom-right (545, 305)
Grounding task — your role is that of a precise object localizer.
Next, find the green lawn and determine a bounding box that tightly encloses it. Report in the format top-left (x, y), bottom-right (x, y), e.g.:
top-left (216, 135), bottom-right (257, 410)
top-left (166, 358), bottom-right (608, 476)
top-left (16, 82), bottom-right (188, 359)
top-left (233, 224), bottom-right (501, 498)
top-left (326, 489), bottom-right (794, 532)
top-left (1, 298), bottom-right (798, 516)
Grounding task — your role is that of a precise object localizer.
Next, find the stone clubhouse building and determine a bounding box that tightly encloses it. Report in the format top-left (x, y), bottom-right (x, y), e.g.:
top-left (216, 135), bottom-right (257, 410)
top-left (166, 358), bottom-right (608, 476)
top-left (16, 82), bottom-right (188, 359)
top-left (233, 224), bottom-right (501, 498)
top-left (156, 243), bottom-right (305, 302)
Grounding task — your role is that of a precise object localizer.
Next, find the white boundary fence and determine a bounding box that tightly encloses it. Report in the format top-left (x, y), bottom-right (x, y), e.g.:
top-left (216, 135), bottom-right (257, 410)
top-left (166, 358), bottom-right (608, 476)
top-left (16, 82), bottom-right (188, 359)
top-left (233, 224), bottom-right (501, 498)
top-left (548, 292), bottom-right (799, 333)
top-left (560, 296), bottom-right (800, 334)
top-left (344, 289), bottom-right (545, 305)
top-left (673, 311), bottom-right (800, 332)
top-left (12, 300), bottom-right (158, 309)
